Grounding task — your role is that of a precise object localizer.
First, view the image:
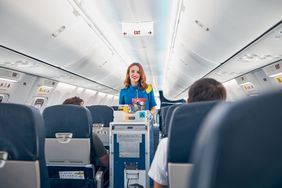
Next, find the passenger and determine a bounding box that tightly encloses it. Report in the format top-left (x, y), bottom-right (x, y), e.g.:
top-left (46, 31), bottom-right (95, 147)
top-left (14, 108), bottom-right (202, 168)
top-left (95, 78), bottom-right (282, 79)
top-left (63, 96), bottom-right (109, 167)
top-left (119, 62), bottom-right (157, 114)
top-left (148, 78), bottom-right (227, 188)
top-left (63, 96), bottom-right (84, 106)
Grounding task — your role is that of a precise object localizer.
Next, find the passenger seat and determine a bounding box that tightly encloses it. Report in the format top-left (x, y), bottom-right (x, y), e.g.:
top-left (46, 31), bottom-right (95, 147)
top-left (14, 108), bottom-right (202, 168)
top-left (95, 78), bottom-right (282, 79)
top-left (189, 91), bottom-right (282, 188)
top-left (0, 103), bottom-right (49, 188)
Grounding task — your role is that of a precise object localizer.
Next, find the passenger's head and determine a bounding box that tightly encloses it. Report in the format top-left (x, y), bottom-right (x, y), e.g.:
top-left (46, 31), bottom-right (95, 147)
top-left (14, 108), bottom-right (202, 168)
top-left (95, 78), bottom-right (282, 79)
top-left (188, 78), bottom-right (227, 103)
top-left (63, 96), bottom-right (84, 106)
top-left (124, 62), bottom-right (148, 90)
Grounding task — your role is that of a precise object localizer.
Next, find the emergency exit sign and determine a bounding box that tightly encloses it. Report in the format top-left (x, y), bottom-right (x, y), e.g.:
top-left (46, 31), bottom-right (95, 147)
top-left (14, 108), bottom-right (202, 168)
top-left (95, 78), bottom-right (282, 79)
top-left (122, 22), bottom-right (154, 37)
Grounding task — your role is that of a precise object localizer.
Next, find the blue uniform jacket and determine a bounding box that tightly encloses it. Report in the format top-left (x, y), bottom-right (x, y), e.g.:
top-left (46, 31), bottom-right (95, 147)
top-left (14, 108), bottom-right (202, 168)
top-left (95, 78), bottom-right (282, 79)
top-left (119, 84), bottom-right (157, 110)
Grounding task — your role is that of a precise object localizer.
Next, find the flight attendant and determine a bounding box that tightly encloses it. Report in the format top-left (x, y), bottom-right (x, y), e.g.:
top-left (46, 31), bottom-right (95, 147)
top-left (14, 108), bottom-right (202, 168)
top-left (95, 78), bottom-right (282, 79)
top-left (119, 62), bottom-right (157, 114)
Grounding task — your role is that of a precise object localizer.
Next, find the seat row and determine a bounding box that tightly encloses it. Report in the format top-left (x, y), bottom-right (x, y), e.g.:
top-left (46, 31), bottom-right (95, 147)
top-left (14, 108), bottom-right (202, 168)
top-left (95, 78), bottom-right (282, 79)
top-left (161, 91), bottom-right (282, 188)
top-left (0, 104), bottom-right (113, 188)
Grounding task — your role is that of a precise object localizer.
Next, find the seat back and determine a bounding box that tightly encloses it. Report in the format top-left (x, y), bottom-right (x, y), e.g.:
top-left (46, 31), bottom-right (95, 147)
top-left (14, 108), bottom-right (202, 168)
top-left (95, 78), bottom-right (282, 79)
top-left (167, 101), bottom-right (220, 188)
top-left (87, 105), bottom-right (114, 127)
top-left (190, 91), bottom-right (282, 188)
top-left (43, 104), bottom-right (94, 188)
top-left (159, 90), bottom-right (186, 107)
top-left (87, 105), bottom-right (113, 147)
top-left (159, 106), bottom-right (170, 136)
top-left (162, 104), bottom-right (181, 137)
top-left (0, 103), bottom-right (49, 188)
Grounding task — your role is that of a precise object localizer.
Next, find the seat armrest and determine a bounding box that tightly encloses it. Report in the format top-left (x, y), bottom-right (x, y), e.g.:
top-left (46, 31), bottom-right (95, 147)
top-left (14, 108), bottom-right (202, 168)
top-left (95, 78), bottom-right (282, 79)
top-left (96, 166), bottom-right (109, 188)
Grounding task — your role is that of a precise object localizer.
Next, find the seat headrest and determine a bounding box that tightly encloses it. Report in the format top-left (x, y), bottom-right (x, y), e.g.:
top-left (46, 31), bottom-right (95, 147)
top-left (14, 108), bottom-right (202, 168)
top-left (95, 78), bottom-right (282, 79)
top-left (87, 105), bottom-right (114, 127)
top-left (190, 91), bottom-right (282, 188)
top-left (0, 103), bottom-right (44, 161)
top-left (43, 104), bottom-right (92, 138)
top-left (167, 101), bottom-right (220, 163)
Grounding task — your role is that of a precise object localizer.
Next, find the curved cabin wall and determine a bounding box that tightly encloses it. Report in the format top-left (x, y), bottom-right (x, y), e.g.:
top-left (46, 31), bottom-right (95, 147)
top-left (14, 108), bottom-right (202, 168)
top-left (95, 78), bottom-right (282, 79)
top-left (1, 61), bottom-right (281, 109)
top-left (0, 67), bottom-right (118, 111)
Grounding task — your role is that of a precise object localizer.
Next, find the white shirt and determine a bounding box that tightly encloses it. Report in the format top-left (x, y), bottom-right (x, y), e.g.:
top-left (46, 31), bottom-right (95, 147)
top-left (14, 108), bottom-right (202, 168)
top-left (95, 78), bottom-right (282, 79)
top-left (148, 137), bottom-right (168, 186)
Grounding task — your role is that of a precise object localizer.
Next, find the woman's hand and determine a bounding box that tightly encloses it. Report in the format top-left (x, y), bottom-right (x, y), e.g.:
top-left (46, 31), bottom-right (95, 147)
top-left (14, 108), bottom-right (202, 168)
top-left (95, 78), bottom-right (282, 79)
top-left (150, 106), bottom-right (156, 115)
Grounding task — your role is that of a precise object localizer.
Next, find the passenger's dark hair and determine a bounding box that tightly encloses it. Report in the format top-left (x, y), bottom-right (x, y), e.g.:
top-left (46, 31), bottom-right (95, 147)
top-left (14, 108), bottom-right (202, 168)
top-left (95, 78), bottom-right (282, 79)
top-left (63, 96), bottom-right (84, 105)
top-left (188, 78), bottom-right (227, 102)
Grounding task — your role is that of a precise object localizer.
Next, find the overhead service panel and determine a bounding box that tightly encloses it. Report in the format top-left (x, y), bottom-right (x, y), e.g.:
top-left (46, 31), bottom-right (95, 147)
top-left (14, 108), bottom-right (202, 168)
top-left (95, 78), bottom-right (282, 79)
top-left (122, 22), bottom-right (154, 37)
top-left (0, 68), bottom-right (22, 82)
top-left (263, 61), bottom-right (282, 85)
top-left (263, 61), bottom-right (282, 77)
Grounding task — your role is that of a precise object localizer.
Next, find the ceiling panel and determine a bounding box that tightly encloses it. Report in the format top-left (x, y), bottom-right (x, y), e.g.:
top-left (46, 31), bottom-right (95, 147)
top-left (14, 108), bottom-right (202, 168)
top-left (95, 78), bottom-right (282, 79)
top-left (0, 0), bottom-right (281, 99)
top-left (0, 46), bottom-right (119, 94)
top-left (207, 23), bottom-right (282, 83)
top-left (164, 0), bottom-right (282, 98)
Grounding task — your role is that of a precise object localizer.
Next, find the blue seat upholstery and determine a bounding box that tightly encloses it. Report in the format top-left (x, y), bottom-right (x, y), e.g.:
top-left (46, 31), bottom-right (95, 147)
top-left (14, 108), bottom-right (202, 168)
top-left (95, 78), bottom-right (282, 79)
top-left (159, 106), bottom-right (169, 136)
top-left (162, 104), bottom-right (181, 137)
top-left (44, 104), bottom-right (92, 138)
top-left (87, 105), bottom-right (113, 150)
top-left (167, 101), bottom-right (219, 163)
top-left (190, 91), bottom-right (282, 188)
top-left (167, 101), bottom-right (220, 188)
top-left (152, 124), bottom-right (160, 157)
top-left (43, 104), bottom-right (95, 188)
top-left (0, 103), bottom-right (49, 188)
top-left (87, 105), bottom-right (114, 127)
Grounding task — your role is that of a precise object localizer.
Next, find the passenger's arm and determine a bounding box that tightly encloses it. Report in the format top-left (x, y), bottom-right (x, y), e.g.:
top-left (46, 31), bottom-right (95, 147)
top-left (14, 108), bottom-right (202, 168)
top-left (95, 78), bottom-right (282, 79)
top-left (92, 133), bottom-right (109, 167)
top-left (154, 182), bottom-right (168, 188)
top-left (148, 138), bottom-right (169, 187)
top-left (99, 154), bottom-right (109, 167)
top-left (151, 106), bottom-right (156, 115)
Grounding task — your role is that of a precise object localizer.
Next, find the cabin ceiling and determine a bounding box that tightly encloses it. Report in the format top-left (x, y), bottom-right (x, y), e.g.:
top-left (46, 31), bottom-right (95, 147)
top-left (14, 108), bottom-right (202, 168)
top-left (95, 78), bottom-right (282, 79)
top-left (0, 0), bottom-right (281, 99)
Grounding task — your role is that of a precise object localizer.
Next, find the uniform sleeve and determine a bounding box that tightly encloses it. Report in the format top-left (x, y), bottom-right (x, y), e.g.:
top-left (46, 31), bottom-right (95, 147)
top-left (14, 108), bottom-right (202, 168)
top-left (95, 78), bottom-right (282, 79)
top-left (119, 89), bottom-right (124, 105)
top-left (148, 89), bottom-right (157, 110)
top-left (92, 133), bottom-right (107, 158)
top-left (148, 138), bottom-right (168, 186)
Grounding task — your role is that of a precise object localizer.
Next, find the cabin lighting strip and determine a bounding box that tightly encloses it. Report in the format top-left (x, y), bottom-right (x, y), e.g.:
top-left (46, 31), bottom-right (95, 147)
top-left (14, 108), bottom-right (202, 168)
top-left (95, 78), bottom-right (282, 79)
top-left (269, 72), bottom-right (282, 78)
top-left (239, 82), bottom-right (253, 86)
top-left (0, 77), bottom-right (18, 83)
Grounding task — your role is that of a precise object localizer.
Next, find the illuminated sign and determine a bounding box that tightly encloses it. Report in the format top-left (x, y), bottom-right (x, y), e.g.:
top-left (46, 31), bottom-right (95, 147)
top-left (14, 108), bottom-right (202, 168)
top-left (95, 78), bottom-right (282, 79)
top-left (122, 22), bottom-right (154, 37)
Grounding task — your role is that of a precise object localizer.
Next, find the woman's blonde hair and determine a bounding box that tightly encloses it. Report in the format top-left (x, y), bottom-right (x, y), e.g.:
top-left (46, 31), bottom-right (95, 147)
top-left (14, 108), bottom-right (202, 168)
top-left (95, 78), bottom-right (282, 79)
top-left (123, 62), bottom-right (148, 90)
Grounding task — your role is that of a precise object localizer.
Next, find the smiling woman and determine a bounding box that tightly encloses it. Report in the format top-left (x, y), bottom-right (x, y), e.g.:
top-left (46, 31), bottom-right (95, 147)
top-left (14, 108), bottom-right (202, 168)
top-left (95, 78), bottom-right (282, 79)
top-left (119, 62), bottom-right (157, 114)
top-left (0, 1), bottom-right (282, 188)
